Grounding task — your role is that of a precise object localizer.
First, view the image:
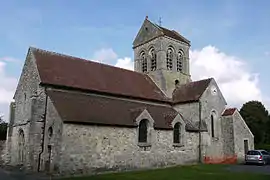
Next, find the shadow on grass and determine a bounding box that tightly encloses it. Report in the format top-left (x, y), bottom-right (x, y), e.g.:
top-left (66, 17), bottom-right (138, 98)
top-left (61, 164), bottom-right (270, 180)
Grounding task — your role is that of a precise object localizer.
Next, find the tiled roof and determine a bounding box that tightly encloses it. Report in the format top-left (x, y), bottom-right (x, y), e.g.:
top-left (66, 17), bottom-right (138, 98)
top-left (172, 78), bottom-right (212, 104)
top-left (222, 108), bottom-right (237, 116)
top-left (31, 47), bottom-right (169, 102)
top-left (47, 89), bottom-right (198, 130)
top-left (158, 25), bottom-right (190, 45)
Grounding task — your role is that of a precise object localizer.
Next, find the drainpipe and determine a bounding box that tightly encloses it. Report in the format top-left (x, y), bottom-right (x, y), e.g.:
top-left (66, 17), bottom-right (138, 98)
top-left (38, 87), bottom-right (48, 172)
top-left (198, 100), bottom-right (202, 164)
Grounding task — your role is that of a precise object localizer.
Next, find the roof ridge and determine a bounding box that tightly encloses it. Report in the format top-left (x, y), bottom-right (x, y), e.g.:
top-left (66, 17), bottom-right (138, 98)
top-left (30, 46), bottom-right (144, 75)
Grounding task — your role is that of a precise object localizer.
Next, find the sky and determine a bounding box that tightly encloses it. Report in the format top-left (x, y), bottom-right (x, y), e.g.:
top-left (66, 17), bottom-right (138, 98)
top-left (1, 0), bottom-right (270, 121)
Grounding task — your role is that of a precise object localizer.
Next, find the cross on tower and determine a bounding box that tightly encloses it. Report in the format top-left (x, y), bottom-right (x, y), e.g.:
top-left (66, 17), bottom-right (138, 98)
top-left (158, 17), bottom-right (162, 26)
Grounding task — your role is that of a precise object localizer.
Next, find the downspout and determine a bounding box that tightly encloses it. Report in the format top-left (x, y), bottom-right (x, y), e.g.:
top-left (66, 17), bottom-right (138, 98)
top-left (38, 87), bottom-right (48, 172)
top-left (198, 100), bottom-right (202, 164)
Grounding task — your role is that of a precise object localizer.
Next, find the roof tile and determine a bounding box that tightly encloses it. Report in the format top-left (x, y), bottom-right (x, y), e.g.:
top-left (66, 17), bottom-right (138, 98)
top-left (222, 108), bottom-right (237, 116)
top-left (47, 89), bottom-right (177, 129)
top-left (172, 78), bottom-right (212, 103)
top-left (31, 47), bottom-right (169, 102)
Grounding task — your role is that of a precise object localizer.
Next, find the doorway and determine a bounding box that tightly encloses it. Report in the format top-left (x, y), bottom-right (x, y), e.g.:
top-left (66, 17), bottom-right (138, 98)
top-left (244, 139), bottom-right (249, 154)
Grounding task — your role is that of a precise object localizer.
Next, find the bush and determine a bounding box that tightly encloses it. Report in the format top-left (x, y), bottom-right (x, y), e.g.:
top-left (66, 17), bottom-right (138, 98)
top-left (255, 144), bottom-right (270, 151)
top-left (0, 122), bottom-right (7, 140)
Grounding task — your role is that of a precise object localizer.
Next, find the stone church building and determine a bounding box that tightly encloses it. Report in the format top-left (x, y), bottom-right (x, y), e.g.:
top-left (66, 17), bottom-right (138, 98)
top-left (3, 17), bottom-right (254, 175)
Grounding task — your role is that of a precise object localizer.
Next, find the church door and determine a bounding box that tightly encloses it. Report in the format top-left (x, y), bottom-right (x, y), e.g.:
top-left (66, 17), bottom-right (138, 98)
top-left (244, 140), bottom-right (249, 154)
top-left (18, 129), bottom-right (25, 165)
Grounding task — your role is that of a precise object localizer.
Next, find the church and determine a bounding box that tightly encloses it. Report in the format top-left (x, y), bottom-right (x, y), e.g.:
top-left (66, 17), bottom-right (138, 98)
top-left (2, 17), bottom-right (254, 175)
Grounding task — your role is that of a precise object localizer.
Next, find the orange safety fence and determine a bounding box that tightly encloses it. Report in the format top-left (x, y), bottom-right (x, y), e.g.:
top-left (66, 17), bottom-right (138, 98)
top-left (203, 154), bottom-right (238, 164)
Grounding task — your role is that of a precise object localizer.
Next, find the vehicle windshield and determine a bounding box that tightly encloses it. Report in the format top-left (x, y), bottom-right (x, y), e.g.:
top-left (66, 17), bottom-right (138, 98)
top-left (247, 150), bottom-right (260, 155)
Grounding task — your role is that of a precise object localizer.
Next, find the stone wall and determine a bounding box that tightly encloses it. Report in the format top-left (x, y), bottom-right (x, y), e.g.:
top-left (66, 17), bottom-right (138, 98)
top-left (39, 95), bottom-right (63, 173)
top-left (221, 116), bottom-right (235, 156)
top-left (133, 20), bottom-right (191, 98)
top-left (6, 48), bottom-right (47, 172)
top-left (199, 79), bottom-right (227, 159)
top-left (59, 124), bottom-right (199, 176)
top-left (233, 111), bottom-right (254, 162)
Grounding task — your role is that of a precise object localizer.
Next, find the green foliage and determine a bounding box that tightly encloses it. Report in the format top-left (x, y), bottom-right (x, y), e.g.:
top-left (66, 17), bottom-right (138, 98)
top-left (239, 100), bottom-right (270, 144)
top-left (61, 164), bottom-right (270, 180)
top-left (255, 144), bottom-right (270, 151)
top-left (0, 116), bottom-right (8, 140)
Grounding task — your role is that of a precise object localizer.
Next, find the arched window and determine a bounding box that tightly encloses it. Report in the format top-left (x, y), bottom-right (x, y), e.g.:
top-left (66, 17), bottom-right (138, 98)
top-left (138, 119), bottom-right (148, 143)
top-left (177, 50), bottom-right (184, 72)
top-left (211, 114), bottom-right (214, 137)
top-left (173, 122), bottom-right (181, 144)
top-left (48, 126), bottom-right (53, 138)
top-left (18, 129), bottom-right (25, 164)
top-left (141, 52), bottom-right (147, 73)
top-left (149, 48), bottom-right (156, 71)
top-left (166, 47), bottom-right (174, 70)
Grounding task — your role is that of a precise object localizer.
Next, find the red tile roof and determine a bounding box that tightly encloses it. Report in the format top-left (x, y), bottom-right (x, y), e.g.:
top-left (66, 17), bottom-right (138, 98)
top-left (31, 48), bottom-right (169, 102)
top-left (158, 25), bottom-right (190, 45)
top-left (172, 78), bottom-right (212, 103)
top-left (31, 47), bottom-right (211, 105)
top-left (47, 89), bottom-right (179, 129)
top-left (222, 108), bottom-right (237, 116)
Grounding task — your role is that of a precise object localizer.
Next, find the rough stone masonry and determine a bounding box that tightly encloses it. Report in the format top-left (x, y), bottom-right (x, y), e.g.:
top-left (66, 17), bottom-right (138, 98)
top-left (1, 17), bottom-right (254, 176)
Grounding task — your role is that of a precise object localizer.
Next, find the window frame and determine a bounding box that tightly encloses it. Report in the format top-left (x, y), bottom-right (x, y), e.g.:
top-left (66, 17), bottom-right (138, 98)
top-left (166, 47), bottom-right (174, 70)
top-left (149, 47), bottom-right (157, 71)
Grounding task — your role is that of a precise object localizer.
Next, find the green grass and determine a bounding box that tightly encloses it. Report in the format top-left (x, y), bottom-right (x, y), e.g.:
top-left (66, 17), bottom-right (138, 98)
top-left (61, 164), bottom-right (270, 180)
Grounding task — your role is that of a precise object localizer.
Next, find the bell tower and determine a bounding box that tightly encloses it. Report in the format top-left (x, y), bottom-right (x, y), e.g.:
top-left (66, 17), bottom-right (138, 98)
top-left (133, 16), bottom-right (191, 98)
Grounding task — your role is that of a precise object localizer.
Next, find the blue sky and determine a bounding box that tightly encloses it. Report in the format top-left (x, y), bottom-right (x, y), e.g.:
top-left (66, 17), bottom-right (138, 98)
top-left (1, 0), bottom-right (270, 120)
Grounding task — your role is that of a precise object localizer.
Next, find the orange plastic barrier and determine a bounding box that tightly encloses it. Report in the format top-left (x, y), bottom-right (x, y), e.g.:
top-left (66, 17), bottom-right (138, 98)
top-left (203, 155), bottom-right (237, 164)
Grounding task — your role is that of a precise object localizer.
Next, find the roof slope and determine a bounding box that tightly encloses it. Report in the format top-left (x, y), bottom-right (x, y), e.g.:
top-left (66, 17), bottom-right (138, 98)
top-left (222, 108), bottom-right (237, 116)
top-left (172, 78), bottom-right (212, 104)
top-left (31, 47), bottom-right (168, 102)
top-left (158, 25), bottom-right (190, 45)
top-left (48, 89), bottom-right (179, 129)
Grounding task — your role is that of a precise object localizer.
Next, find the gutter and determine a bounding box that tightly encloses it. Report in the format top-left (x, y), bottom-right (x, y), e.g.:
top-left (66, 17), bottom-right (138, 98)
top-left (38, 87), bottom-right (48, 172)
top-left (198, 100), bottom-right (202, 164)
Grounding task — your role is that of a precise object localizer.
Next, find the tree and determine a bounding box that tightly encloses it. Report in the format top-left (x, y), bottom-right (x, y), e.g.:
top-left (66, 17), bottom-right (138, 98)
top-left (0, 115), bottom-right (7, 140)
top-left (240, 100), bottom-right (270, 144)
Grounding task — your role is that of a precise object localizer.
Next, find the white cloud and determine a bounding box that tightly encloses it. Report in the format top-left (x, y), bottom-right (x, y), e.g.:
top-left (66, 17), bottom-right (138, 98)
top-left (114, 45), bottom-right (267, 109)
top-left (91, 48), bottom-right (134, 71)
top-left (190, 45), bottom-right (264, 108)
top-left (93, 48), bottom-right (118, 64)
top-left (0, 57), bottom-right (20, 63)
top-left (1, 46), bottom-right (267, 121)
top-left (115, 57), bottom-right (134, 71)
top-left (0, 59), bottom-right (18, 122)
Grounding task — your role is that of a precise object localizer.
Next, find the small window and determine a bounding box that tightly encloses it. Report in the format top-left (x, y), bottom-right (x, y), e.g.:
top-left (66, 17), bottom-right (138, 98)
top-left (48, 127), bottom-right (53, 138)
top-left (138, 119), bottom-right (148, 143)
top-left (149, 48), bottom-right (156, 71)
top-left (141, 52), bottom-right (147, 73)
top-left (211, 114), bottom-right (214, 137)
top-left (177, 50), bottom-right (184, 72)
top-left (166, 47), bottom-right (174, 70)
top-left (173, 122), bottom-right (181, 144)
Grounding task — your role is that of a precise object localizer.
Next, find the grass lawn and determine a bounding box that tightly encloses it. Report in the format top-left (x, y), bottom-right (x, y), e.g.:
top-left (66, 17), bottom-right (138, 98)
top-left (61, 164), bottom-right (270, 180)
